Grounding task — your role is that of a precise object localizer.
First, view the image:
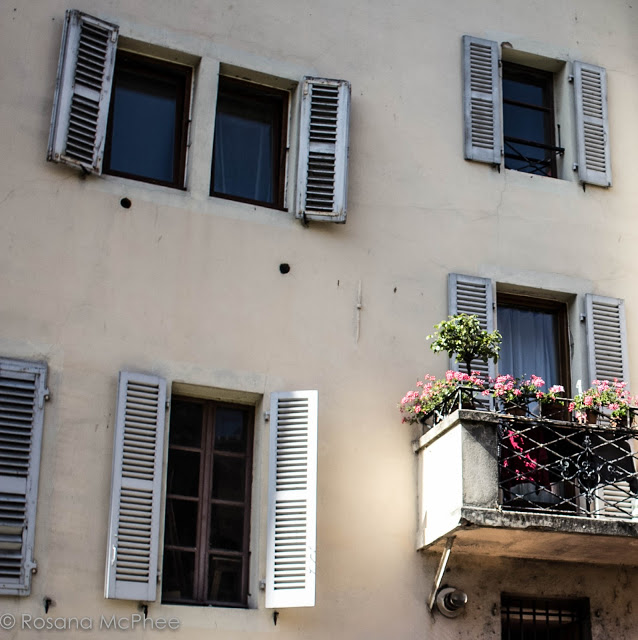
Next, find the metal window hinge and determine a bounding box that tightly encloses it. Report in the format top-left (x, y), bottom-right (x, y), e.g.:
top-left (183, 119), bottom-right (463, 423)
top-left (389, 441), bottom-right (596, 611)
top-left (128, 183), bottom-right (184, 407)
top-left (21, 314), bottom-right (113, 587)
top-left (39, 388), bottom-right (50, 409)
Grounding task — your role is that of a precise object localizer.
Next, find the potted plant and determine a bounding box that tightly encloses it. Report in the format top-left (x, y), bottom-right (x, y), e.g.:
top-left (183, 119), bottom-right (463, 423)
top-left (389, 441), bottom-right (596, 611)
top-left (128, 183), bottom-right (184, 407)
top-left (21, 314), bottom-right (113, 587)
top-left (427, 314), bottom-right (501, 375)
top-left (399, 370), bottom-right (488, 425)
top-left (568, 379), bottom-right (633, 426)
top-left (539, 384), bottom-right (567, 420)
top-left (490, 374), bottom-right (545, 415)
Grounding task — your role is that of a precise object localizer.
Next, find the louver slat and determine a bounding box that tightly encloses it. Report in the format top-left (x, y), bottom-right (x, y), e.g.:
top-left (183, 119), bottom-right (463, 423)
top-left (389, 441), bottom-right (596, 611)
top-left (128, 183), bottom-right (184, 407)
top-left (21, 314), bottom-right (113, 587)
top-left (47, 10), bottom-right (118, 174)
top-left (448, 273), bottom-right (496, 379)
top-left (463, 36), bottom-right (501, 165)
top-left (297, 78), bottom-right (350, 223)
top-left (0, 359), bottom-right (47, 596)
top-left (266, 391), bottom-right (318, 608)
top-left (574, 62), bottom-right (611, 187)
top-left (586, 295), bottom-right (629, 385)
top-left (598, 482), bottom-right (636, 520)
top-left (105, 372), bottom-right (166, 601)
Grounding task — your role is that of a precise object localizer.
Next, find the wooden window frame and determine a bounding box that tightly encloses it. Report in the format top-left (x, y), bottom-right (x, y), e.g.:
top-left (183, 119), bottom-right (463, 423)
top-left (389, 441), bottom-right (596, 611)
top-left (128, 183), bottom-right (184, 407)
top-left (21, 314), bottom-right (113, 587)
top-left (210, 76), bottom-right (289, 210)
top-left (162, 397), bottom-right (254, 607)
top-left (103, 51), bottom-right (191, 189)
top-left (497, 293), bottom-right (571, 393)
top-left (502, 62), bottom-right (558, 178)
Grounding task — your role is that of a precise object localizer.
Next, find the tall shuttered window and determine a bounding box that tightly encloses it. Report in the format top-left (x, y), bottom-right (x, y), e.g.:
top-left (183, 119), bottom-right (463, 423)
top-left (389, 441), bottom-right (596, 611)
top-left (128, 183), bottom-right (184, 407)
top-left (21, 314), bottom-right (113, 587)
top-left (161, 397), bottom-right (254, 607)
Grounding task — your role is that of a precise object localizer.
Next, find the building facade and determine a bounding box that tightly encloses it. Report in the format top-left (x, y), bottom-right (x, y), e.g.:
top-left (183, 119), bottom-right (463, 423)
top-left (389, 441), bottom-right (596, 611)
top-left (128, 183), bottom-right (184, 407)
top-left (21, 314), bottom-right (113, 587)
top-left (1, 0), bottom-right (638, 638)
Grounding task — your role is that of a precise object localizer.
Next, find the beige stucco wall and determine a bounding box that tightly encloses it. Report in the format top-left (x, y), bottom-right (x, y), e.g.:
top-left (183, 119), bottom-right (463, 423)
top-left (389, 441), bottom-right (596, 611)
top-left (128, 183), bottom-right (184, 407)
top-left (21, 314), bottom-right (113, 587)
top-left (1, 0), bottom-right (638, 638)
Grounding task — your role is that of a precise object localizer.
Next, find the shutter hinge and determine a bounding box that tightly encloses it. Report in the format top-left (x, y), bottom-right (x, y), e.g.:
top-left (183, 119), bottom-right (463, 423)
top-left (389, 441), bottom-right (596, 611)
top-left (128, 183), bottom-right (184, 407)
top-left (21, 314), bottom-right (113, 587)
top-left (264, 411), bottom-right (270, 422)
top-left (568, 74), bottom-right (574, 83)
top-left (110, 31), bottom-right (118, 43)
top-left (165, 400), bottom-right (170, 411)
top-left (573, 163), bottom-right (579, 171)
top-left (26, 559), bottom-right (37, 574)
top-left (580, 314), bottom-right (586, 323)
top-left (259, 579), bottom-right (266, 590)
top-left (39, 387), bottom-right (50, 409)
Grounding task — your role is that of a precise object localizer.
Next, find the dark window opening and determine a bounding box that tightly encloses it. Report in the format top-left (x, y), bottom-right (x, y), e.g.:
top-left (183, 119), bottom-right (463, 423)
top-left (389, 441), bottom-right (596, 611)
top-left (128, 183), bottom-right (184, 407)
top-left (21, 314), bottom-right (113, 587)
top-left (502, 63), bottom-right (560, 177)
top-left (104, 52), bottom-right (191, 189)
top-left (501, 595), bottom-right (591, 640)
top-left (161, 397), bottom-right (253, 607)
top-left (211, 77), bottom-right (288, 208)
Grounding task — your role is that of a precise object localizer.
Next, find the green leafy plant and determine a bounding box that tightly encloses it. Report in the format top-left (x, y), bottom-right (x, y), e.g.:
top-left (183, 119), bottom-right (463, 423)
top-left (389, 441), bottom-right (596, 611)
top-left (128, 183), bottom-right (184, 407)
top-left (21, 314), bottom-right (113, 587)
top-left (428, 314), bottom-right (501, 375)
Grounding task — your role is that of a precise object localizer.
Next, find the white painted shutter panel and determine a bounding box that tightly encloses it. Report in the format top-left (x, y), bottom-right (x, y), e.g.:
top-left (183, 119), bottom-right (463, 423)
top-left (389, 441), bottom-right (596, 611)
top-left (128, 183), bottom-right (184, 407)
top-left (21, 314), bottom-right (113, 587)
top-left (297, 78), bottom-right (350, 223)
top-left (0, 358), bottom-right (48, 596)
top-left (463, 36), bottom-right (502, 165)
top-left (47, 10), bottom-right (118, 174)
top-left (596, 482), bottom-right (637, 520)
top-left (574, 62), bottom-right (611, 187)
top-left (105, 372), bottom-right (166, 601)
top-left (585, 295), bottom-right (628, 386)
top-left (448, 273), bottom-right (496, 379)
top-left (266, 391), bottom-right (318, 608)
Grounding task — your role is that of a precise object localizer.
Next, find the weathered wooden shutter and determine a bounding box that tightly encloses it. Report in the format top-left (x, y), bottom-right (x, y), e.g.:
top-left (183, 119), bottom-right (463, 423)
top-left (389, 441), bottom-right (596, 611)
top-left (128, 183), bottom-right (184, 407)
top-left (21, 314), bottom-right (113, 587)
top-left (448, 273), bottom-right (496, 379)
top-left (0, 358), bottom-right (48, 596)
top-left (47, 10), bottom-right (118, 174)
top-left (585, 295), bottom-right (628, 385)
top-left (265, 391), bottom-right (318, 608)
top-left (462, 36), bottom-right (502, 165)
top-left (105, 372), bottom-right (166, 601)
top-left (296, 78), bottom-right (350, 223)
top-left (573, 62), bottom-right (611, 187)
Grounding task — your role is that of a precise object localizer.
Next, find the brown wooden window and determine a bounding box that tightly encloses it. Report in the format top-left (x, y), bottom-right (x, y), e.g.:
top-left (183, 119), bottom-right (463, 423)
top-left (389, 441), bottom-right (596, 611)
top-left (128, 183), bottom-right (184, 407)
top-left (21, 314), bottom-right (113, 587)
top-left (161, 397), bottom-right (254, 607)
top-left (211, 77), bottom-right (288, 208)
top-left (104, 52), bottom-right (191, 189)
top-left (502, 62), bottom-right (560, 177)
top-left (497, 294), bottom-right (571, 393)
top-left (501, 595), bottom-right (591, 639)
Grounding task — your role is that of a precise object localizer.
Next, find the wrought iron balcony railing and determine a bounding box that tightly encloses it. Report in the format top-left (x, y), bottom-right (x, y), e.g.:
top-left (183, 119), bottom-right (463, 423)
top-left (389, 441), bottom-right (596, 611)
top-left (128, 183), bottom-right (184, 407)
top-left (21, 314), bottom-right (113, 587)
top-left (419, 387), bottom-right (638, 521)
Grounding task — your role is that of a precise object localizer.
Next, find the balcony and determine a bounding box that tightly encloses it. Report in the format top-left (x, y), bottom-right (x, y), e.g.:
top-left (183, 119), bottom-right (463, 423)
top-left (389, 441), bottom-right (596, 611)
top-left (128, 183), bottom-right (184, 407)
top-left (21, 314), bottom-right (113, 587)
top-left (414, 394), bottom-right (638, 566)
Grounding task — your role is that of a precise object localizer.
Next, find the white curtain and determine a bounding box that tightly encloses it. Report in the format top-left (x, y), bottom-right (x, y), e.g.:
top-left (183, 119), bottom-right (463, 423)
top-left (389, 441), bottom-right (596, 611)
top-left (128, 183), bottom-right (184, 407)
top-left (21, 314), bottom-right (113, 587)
top-left (497, 306), bottom-right (559, 387)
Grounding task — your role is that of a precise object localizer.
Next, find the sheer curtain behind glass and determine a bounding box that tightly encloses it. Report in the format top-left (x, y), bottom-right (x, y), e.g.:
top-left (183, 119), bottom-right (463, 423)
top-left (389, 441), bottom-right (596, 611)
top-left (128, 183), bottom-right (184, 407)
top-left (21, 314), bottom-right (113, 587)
top-left (497, 305), bottom-right (560, 387)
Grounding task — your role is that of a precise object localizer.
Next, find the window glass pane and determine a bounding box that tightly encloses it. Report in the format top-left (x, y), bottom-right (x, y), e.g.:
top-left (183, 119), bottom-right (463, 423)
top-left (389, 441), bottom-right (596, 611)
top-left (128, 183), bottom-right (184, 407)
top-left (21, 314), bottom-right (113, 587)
top-left (209, 504), bottom-right (245, 551)
top-left (164, 498), bottom-right (199, 548)
top-left (108, 71), bottom-right (177, 182)
top-left (212, 456), bottom-right (246, 501)
top-left (213, 110), bottom-right (274, 203)
top-left (211, 78), bottom-right (287, 207)
top-left (208, 556), bottom-right (243, 603)
top-left (214, 407), bottom-right (248, 452)
top-left (161, 550), bottom-right (195, 603)
top-left (166, 450), bottom-right (200, 497)
top-left (503, 77), bottom-right (545, 106)
top-left (497, 305), bottom-right (560, 387)
top-left (503, 104), bottom-right (548, 144)
top-left (169, 400), bottom-right (202, 448)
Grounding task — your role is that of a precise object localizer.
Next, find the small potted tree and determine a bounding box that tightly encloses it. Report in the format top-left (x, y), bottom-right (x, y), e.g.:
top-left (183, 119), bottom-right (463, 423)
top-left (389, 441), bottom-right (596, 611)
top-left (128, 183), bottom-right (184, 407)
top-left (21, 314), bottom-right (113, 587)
top-left (427, 313), bottom-right (501, 375)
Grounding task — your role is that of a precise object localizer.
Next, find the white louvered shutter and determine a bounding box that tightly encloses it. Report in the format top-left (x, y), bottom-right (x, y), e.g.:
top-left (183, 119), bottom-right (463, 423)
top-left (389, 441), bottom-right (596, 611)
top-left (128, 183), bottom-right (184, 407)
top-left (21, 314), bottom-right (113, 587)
top-left (462, 36), bottom-right (502, 165)
top-left (105, 372), bottom-right (166, 601)
top-left (585, 295), bottom-right (629, 386)
top-left (448, 273), bottom-right (496, 379)
top-left (596, 482), bottom-right (637, 520)
top-left (0, 358), bottom-right (48, 596)
top-left (573, 62), bottom-right (611, 187)
top-left (265, 391), bottom-right (318, 608)
top-left (47, 10), bottom-right (118, 174)
top-left (296, 78), bottom-right (350, 223)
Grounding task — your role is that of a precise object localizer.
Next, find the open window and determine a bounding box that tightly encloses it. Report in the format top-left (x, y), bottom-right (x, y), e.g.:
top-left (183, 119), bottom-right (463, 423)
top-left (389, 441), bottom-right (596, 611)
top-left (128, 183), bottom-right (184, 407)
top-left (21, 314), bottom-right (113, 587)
top-left (462, 35), bottom-right (611, 187)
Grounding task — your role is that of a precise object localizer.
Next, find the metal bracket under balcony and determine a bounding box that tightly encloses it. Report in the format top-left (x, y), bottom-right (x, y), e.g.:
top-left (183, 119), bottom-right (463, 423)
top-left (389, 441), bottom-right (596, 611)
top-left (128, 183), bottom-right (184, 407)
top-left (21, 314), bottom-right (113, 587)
top-left (414, 408), bottom-right (638, 566)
